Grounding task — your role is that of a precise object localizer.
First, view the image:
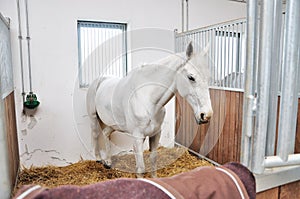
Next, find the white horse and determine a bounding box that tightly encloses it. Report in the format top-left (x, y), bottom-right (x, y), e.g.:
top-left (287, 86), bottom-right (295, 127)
top-left (86, 42), bottom-right (213, 176)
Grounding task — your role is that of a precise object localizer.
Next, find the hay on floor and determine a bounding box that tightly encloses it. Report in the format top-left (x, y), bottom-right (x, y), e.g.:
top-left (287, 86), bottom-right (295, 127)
top-left (16, 147), bottom-right (213, 190)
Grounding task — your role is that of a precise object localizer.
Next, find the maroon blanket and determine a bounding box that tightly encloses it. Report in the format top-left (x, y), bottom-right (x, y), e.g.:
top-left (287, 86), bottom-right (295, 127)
top-left (14, 162), bottom-right (255, 199)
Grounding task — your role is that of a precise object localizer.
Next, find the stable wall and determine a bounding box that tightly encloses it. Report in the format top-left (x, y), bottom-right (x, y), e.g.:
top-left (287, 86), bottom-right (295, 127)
top-left (0, 0), bottom-right (245, 167)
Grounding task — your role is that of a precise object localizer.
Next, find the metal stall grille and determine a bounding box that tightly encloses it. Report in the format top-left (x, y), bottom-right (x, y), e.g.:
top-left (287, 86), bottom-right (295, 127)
top-left (175, 19), bottom-right (246, 91)
top-left (175, 0), bottom-right (300, 191)
top-left (242, 0), bottom-right (300, 191)
top-left (77, 21), bottom-right (127, 88)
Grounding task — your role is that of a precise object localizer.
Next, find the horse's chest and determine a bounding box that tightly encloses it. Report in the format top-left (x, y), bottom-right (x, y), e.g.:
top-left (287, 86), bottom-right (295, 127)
top-left (138, 108), bottom-right (166, 137)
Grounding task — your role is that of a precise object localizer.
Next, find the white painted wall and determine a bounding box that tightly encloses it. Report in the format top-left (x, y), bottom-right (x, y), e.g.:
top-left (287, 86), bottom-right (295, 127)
top-left (0, 0), bottom-right (245, 167)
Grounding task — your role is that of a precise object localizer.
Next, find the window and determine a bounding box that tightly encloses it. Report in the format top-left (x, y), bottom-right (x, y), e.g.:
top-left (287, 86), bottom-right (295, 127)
top-left (77, 21), bottom-right (127, 88)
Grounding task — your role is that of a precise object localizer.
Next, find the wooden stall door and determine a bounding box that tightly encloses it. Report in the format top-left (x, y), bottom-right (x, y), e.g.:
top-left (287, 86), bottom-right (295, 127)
top-left (4, 92), bottom-right (19, 189)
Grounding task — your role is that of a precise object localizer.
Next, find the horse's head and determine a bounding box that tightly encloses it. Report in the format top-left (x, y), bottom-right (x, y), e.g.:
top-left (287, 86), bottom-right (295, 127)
top-left (176, 42), bottom-right (213, 124)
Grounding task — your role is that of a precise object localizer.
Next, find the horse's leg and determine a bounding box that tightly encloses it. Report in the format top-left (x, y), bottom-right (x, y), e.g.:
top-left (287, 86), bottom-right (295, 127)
top-left (133, 137), bottom-right (145, 178)
top-left (149, 131), bottom-right (161, 177)
top-left (101, 126), bottom-right (114, 168)
top-left (90, 114), bottom-right (101, 161)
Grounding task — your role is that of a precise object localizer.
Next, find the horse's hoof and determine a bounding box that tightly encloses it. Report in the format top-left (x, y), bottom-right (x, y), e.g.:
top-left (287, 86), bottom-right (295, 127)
top-left (103, 164), bottom-right (111, 169)
top-left (151, 172), bottom-right (157, 178)
top-left (136, 173), bottom-right (144, 178)
top-left (96, 160), bottom-right (111, 169)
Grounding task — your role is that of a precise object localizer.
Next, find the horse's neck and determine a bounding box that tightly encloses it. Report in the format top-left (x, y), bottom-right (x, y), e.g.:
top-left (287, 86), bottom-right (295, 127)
top-left (135, 54), bottom-right (184, 107)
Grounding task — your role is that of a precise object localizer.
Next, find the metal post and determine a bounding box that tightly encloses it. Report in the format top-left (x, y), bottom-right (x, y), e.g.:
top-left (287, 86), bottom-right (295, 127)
top-left (182, 0), bottom-right (184, 32)
top-left (277, 0), bottom-right (300, 161)
top-left (241, 0), bottom-right (258, 167)
top-left (16, 0), bottom-right (26, 103)
top-left (186, 0), bottom-right (189, 31)
top-left (266, 0), bottom-right (282, 156)
top-left (25, 0), bottom-right (33, 92)
top-left (252, 0), bottom-right (275, 174)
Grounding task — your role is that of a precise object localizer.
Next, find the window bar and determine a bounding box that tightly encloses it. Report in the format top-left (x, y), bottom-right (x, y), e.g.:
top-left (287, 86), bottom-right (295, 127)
top-left (89, 24), bottom-right (92, 83)
top-left (77, 23), bottom-right (83, 87)
top-left (92, 24), bottom-right (96, 80)
top-left (84, 26), bottom-right (88, 86)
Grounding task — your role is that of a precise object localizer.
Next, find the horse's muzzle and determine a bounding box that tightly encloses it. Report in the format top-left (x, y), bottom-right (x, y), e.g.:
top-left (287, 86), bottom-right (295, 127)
top-left (195, 112), bottom-right (212, 125)
top-left (195, 117), bottom-right (209, 125)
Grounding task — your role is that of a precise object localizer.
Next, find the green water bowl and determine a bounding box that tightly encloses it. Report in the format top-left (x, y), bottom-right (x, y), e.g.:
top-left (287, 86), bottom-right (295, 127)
top-left (24, 100), bottom-right (40, 109)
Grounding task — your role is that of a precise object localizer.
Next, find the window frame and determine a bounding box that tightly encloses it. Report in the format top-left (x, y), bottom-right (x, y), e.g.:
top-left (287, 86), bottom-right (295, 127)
top-left (77, 20), bottom-right (127, 88)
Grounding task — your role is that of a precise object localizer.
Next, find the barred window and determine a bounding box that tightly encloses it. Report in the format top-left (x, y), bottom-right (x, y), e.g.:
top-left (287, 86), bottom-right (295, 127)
top-left (77, 21), bottom-right (127, 88)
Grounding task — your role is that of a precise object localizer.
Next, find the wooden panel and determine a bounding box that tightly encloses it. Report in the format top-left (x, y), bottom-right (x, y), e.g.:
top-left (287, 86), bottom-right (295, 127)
top-left (280, 180), bottom-right (300, 199)
top-left (175, 89), bottom-right (244, 164)
top-left (256, 187), bottom-right (279, 199)
top-left (257, 180), bottom-right (300, 199)
top-left (175, 89), bottom-right (300, 163)
top-left (175, 89), bottom-right (300, 198)
top-left (4, 92), bottom-right (19, 189)
top-left (295, 99), bottom-right (300, 153)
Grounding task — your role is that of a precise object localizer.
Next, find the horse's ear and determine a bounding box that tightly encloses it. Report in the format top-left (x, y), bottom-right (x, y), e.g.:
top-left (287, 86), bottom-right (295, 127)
top-left (186, 41), bottom-right (193, 59)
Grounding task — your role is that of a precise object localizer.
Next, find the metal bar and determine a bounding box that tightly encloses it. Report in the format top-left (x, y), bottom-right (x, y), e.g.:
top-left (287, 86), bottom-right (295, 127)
top-left (239, 22), bottom-right (245, 89)
top-left (77, 23), bottom-right (83, 88)
top-left (225, 27), bottom-right (227, 88)
top-left (186, 0), bottom-right (189, 31)
top-left (209, 29), bottom-right (213, 86)
top-left (264, 154), bottom-right (300, 168)
top-left (220, 26), bottom-right (224, 87)
top-left (256, 165), bottom-right (300, 192)
top-left (0, 12), bottom-right (9, 27)
top-left (181, 0), bottom-right (184, 32)
top-left (266, 0), bottom-right (282, 156)
top-left (176, 18), bottom-right (246, 37)
top-left (216, 28), bottom-right (220, 86)
top-left (228, 26), bottom-right (231, 88)
top-left (25, 0), bottom-right (33, 92)
top-left (277, 0), bottom-right (300, 161)
top-left (241, 0), bottom-right (258, 167)
top-left (252, 0), bottom-right (275, 174)
top-left (234, 23), bottom-right (240, 89)
top-left (16, 0), bottom-right (26, 103)
top-left (124, 25), bottom-right (128, 76)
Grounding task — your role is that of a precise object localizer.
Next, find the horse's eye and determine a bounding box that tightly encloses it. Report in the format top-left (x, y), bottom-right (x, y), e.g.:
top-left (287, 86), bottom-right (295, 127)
top-left (187, 75), bottom-right (195, 82)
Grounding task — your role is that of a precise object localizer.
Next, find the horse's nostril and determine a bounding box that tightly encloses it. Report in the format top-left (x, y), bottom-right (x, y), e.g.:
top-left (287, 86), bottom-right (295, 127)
top-left (200, 113), bottom-right (205, 121)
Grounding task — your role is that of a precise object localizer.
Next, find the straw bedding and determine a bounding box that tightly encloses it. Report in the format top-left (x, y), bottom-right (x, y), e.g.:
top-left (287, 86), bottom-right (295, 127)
top-left (16, 147), bottom-right (213, 190)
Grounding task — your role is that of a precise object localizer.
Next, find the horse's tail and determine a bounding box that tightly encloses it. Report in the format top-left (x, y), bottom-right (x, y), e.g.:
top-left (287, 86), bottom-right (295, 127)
top-left (86, 77), bottom-right (107, 152)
